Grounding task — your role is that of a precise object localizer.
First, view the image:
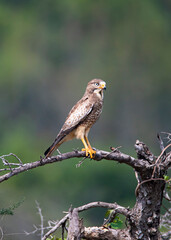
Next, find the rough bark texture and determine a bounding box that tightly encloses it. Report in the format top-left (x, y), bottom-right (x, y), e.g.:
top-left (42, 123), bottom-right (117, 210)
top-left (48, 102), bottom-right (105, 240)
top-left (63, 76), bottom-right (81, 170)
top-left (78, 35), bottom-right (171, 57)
top-left (128, 140), bottom-right (166, 240)
top-left (67, 208), bottom-right (83, 240)
top-left (82, 227), bottom-right (131, 240)
top-left (1, 139), bottom-right (170, 240)
top-left (42, 140), bottom-right (171, 239)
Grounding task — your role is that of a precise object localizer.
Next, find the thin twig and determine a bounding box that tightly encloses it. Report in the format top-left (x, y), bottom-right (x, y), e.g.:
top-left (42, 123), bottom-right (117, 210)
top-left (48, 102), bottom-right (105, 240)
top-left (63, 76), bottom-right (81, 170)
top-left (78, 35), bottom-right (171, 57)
top-left (152, 143), bottom-right (171, 178)
top-left (0, 153), bottom-right (23, 165)
top-left (135, 178), bottom-right (165, 196)
top-left (43, 214), bottom-right (69, 240)
top-left (61, 222), bottom-right (66, 240)
top-left (163, 191), bottom-right (171, 202)
top-left (104, 146), bottom-right (122, 158)
top-left (161, 132), bottom-right (171, 143)
top-left (35, 201), bottom-right (44, 240)
top-left (57, 149), bottom-right (62, 155)
top-left (76, 157), bottom-right (87, 168)
top-left (0, 153), bottom-right (23, 174)
top-left (24, 220), bottom-right (58, 236)
top-left (0, 227), bottom-right (3, 240)
top-left (157, 133), bottom-right (165, 153)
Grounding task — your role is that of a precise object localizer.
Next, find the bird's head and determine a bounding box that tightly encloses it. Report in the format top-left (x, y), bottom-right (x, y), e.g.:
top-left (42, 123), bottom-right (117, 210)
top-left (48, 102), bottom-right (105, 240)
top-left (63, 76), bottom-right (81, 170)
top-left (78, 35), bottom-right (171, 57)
top-left (86, 79), bottom-right (106, 99)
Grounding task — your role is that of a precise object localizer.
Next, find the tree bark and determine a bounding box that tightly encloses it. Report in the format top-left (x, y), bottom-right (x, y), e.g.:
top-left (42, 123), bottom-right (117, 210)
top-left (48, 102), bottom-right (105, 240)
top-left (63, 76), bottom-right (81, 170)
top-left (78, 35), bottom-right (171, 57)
top-left (129, 140), bottom-right (166, 240)
top-left (1, 139), bottom-right (170, 240)
top-left (82, 227), bottom-right (131, 240)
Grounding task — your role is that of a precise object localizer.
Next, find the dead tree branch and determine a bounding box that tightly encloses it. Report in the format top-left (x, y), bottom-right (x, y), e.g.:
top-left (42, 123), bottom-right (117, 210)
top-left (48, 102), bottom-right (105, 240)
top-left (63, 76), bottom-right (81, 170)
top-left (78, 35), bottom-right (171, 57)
top-left (67, 207), bottom-right (82, 240)
top-left (83, 227), bottom-right (131, 240)
top-left (0, 148), bottom-right (152, 183)
top-left (0, 153), bottom-right (23, 172)
top-left (1, 135), bottom-right (171, 240)
top-left (35, 201), bottom-right (44, 240)
top-left (161, 132), bottom-right (171, 143)
top-left (42, 201), bottom-right (130, 240)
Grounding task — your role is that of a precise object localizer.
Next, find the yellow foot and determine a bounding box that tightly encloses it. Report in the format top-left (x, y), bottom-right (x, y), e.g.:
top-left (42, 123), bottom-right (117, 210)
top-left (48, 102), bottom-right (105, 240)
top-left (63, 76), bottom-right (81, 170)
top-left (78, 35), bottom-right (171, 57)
top-left (82, 147), bottom-right (96, 158)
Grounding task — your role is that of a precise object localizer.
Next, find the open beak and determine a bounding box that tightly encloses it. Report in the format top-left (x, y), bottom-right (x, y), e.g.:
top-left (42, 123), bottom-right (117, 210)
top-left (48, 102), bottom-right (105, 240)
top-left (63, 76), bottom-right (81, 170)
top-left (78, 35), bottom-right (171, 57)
top-left (99, 82), bottom-right (106, 90)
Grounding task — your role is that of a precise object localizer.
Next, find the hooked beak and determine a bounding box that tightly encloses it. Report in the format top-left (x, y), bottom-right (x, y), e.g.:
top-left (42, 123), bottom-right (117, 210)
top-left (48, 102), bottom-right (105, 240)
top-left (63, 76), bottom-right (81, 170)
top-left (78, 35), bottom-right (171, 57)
top-left (99, 82), bottom-right (106, 90)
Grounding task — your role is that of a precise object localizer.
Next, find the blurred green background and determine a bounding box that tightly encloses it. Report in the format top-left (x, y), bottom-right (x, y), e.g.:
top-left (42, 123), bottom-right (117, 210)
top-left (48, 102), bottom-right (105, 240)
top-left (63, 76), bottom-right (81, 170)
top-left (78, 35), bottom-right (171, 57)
top-left (0, 0), bottom-right (171, 239)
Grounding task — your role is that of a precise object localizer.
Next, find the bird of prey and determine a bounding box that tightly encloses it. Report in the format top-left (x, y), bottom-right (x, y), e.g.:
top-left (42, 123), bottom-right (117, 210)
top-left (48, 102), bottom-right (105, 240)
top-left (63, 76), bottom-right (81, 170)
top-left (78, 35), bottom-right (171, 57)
top-left (44, 79), bottom-right (106, 158)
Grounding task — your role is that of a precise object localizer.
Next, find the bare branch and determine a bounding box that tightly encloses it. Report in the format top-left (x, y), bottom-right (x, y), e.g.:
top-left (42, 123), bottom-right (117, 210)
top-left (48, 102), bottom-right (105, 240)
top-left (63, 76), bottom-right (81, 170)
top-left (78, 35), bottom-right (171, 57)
top-left (43, 201), bottom-right (130, 240)
top-left (76, 202), bottom-right (130, 217)
top-left (76, 157), bottom-right (87, 168)
top-left (0, 227), bottom-right (3, 240)
top-left (161, 132), bottom-right (171, 143)
top-left (1, 139), bottom-right (170, 240)
top-left (152, 143), bottom-right (171, 175)
top-left (24, 209), bottom-right (58, 238)
top-left (157, 133), bottom-right (166, 154)
top-left (35, 201), bottom-right (44, 240)
top-left (0, 153), bottom-right (23, 174)
top-left (134, 140), bottom-right (155, 163)
top-left (43, 214), bottom-right (69, 240)
top-left (163, 191), bottom-right (171, 202)
top-left (67, 207), bottom-right (83, 240)
top-left (0, 149), bottom-right (151, 183)
top-left (24, 221), bottom-right (57, 237)
top-left (163, 152), bottom-right (171, 169)
top-left (0, 153), bottom-right (23, 165)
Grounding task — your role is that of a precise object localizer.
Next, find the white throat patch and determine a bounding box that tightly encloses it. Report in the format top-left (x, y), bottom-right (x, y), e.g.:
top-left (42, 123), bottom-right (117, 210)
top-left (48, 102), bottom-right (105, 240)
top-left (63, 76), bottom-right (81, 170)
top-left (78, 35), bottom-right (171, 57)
top-left (94, 89), bottom-right (104, 100)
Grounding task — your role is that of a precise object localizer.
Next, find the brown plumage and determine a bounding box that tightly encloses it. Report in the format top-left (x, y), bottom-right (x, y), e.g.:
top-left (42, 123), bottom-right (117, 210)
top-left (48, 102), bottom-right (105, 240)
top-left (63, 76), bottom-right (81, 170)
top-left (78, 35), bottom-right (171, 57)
top-left (44, 79), bottom-right (106, 158)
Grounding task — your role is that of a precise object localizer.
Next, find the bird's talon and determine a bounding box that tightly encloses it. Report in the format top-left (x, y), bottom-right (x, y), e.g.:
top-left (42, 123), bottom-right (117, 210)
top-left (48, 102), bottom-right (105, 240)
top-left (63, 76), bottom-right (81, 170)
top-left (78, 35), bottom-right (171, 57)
top-left (81, 148), bottom-right (96, 158)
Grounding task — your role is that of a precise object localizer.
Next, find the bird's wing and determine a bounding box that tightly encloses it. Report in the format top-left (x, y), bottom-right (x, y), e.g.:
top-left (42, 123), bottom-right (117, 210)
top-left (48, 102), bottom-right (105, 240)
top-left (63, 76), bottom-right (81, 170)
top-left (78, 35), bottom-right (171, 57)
top-left (61, 96), bottom-right (93, 133)
top-left (44, 97), bottom-right (94, 157)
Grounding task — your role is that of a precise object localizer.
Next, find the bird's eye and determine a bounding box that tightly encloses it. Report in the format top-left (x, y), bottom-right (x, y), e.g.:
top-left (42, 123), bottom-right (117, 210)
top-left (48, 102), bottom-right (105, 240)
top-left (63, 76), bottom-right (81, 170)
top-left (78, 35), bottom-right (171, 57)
top-left (95, 83), bottom-right (99, 86)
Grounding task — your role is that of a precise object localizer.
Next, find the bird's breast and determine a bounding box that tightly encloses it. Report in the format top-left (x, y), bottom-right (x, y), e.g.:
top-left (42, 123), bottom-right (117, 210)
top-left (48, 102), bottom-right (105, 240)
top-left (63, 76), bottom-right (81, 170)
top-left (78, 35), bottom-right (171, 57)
top-left (74, 100), bottom-right (103, 139)
top-left (82, 101), bottom-right (103, 126)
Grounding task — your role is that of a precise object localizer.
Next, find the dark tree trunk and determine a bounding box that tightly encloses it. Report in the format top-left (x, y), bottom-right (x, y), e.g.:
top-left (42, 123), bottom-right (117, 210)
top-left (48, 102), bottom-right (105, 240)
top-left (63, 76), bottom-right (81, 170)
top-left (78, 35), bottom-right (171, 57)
top-left (1, 138), bottom-right (170, 240)
top-left (128, 140), bottom-right (166, 240)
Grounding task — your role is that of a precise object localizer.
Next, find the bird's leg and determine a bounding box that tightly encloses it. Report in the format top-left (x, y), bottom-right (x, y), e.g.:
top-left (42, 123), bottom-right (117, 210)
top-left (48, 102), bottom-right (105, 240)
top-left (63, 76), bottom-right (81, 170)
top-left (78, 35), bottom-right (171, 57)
top-left (81, 137), bottom-right (96, 158)
top-left (85, 136), bottom-right (93, 149)
top-left (81, 137), bottom-right (89, 157)
top-left (85, 136), bottom-right (96, 156)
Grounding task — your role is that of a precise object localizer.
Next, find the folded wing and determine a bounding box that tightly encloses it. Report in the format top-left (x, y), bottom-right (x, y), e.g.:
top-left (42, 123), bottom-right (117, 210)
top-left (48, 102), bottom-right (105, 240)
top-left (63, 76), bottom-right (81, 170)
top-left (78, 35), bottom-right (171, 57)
top-left (44, 97), bottom-right (93, 157)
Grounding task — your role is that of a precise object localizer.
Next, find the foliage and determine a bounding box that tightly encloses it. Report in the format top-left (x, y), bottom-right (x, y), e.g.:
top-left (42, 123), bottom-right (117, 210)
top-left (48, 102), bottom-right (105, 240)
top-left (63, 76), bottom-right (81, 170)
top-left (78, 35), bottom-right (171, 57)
top-left (104, 210), bottom-right (123, 229)
top-left (109, 216), bottom-right (123, 230)
top-left (0, 198), bottom-right (25, 215)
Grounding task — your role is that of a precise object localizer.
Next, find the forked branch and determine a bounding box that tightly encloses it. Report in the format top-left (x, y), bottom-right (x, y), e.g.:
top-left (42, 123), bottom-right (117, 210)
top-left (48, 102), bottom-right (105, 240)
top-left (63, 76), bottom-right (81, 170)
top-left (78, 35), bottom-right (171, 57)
top-left (1, 137), bottom-right (171, 240)
top-left (42, 201), bottom-right (130, 240)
